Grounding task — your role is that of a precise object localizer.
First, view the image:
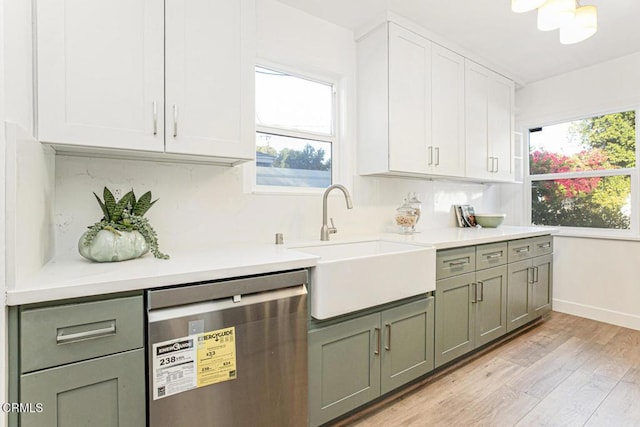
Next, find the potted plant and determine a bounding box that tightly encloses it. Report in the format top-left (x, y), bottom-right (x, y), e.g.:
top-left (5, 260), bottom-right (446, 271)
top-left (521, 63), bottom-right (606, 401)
top-left (78, 187), bottom-right (169, 262)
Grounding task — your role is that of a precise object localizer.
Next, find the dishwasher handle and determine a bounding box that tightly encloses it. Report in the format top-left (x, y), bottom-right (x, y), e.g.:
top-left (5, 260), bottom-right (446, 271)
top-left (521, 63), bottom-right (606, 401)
top-left (148, 285), bottom-right (307, 323)
top-left (147, 269), bottom-right (308, 310)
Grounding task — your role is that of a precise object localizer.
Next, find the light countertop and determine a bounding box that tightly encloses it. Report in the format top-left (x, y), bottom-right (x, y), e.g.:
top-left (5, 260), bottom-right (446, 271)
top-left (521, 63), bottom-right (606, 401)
top-left (380, 225), bottom-right (557, 249)
top-left (6, 244), bottom-right (319, 306)
top-left (6, 225), bottom-right (556, 306)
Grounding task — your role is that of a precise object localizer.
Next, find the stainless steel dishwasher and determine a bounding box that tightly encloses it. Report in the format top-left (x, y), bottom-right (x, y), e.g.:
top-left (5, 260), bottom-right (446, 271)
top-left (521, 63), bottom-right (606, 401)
top-left (146, 269), bottom-right (308, 427)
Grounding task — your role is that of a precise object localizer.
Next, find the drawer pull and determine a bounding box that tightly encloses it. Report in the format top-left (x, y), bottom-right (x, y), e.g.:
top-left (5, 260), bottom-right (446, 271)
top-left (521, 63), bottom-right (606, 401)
top-left (446, 257), bottom-right (470, 267)
top-left (515, 247), bottom-right (530, 254)
top-left (484, 252), bottom-right (502, 260)
top-left (537, 242), bottom-right (551, 249)
top-left (56, 320), bottom-right (116, 344)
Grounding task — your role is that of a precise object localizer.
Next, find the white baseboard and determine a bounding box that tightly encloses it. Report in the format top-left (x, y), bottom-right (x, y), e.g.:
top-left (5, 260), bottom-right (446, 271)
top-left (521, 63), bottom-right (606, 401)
top-left (553, 299), bottom-right (640, 331)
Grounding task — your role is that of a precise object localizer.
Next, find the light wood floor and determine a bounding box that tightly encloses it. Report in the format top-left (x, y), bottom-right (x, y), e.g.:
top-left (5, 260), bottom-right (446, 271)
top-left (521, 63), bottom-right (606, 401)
top-left (336, 312), bottom-right (640, 426)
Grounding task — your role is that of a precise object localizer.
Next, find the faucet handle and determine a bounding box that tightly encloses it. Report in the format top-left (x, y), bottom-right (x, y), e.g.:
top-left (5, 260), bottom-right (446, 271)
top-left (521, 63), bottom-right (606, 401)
top-left (329, 218), bottom-right (337, 234)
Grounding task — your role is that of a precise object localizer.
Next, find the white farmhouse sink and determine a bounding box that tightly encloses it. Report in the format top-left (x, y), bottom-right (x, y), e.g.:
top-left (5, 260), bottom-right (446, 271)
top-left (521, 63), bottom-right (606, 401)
top-left (292, 240), bottom-right (435, 320)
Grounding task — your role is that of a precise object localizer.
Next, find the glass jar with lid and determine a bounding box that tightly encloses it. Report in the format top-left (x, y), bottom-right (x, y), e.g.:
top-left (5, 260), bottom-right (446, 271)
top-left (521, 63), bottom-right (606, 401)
top-left (395, 199), bottom-right (418, 234)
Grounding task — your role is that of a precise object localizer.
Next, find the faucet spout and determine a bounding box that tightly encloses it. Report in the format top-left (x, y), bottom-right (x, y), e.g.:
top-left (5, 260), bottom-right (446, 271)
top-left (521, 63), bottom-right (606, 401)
top-left (321, 184), bottom-right (353, 241)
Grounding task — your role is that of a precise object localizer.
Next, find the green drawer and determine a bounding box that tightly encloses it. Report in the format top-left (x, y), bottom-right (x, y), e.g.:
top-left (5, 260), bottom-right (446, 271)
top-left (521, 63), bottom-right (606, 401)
top-left (507, 238), bottom-right (535, 263)
top-left (476, 242), bottom-right (508, 271)
top-left (533, 235), bottom-right (553, 257)
top-left (436, 247), bottom-right (476, 280)
top-left (20, 296), bottom-right (143, 373)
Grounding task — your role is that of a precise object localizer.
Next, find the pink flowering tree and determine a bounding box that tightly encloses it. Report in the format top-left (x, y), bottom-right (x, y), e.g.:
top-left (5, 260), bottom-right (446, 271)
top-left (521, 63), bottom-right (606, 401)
top-left (530, 111), bottom-right (634, 229)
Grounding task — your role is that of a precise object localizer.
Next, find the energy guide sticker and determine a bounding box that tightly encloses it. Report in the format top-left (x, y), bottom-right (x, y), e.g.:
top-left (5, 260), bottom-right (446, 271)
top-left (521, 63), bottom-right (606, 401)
top-left (152, 326), bottom-right (237, 400)
top-left (196, 326), bottom-right (237, 387)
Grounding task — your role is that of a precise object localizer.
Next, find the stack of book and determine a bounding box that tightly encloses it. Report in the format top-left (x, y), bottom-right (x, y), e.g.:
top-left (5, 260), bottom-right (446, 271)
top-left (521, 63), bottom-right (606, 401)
top-left (454, 205), bottom-right (477, 228)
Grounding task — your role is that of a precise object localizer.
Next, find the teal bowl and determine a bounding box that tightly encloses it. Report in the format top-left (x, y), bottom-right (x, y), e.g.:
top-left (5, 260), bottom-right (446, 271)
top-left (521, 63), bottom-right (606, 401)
top-left (474, 213), bottom-right (506, 228)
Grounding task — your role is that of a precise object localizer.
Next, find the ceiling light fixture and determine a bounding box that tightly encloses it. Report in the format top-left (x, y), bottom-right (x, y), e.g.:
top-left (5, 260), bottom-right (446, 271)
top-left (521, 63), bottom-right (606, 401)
top-left (512, 0), bottom-right (598, 45)
top-left (537, 0), bottom-right (576, 31)
top-left (511, 0), bottom-right (547, 13)
top-left (560, 5), bottom-right (598, 44)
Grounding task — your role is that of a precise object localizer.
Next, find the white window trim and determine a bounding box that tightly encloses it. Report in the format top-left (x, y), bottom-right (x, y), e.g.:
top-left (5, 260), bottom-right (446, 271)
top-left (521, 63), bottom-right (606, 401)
top-left (244, 62), bottom-right (341, 195)
top-left (523, 107), bottom-right (640, 238)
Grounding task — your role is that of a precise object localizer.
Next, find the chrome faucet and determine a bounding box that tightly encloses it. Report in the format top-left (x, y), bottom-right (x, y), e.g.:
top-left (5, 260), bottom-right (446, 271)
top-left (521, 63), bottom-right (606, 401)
top-left (321, 184), bottom-right (354, 241)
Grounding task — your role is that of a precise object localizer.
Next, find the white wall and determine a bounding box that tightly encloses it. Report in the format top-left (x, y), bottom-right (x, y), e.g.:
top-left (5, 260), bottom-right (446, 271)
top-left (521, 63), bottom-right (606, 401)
top-left (553, 236), bottom-right (640, 330)
top-left (513, 52), bottom-right (640, 330)
top-left (516, 51), bottom-right (640, 126)
top-left (50, 0), bottom-right (500, 259)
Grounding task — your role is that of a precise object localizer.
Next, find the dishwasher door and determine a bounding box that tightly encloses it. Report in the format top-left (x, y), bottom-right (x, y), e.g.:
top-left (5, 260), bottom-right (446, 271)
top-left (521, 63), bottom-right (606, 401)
top-left (147, 270), bottom-right (308, 427)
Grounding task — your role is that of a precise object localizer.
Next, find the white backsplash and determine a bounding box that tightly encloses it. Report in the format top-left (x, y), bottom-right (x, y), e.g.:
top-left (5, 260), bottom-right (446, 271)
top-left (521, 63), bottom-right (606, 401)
top-left (54, 155), bottom-right (502, 257)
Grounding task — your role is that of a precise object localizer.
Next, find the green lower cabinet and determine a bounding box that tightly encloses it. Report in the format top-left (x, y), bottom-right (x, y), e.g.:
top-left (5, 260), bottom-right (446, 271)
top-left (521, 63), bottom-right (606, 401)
top-left (475, 265), bottom-right (508, 347)
top-left (435, 266), bottom-right (508, 367)
top-left (507, 259), bottom-right (533, 331)
top-left (308, 297), bottom-right (434, 426)
top-left (532, 254), bottom-right (553, 317)
top-left (308, 313), bottom-right (380, 426)
top-left (19, 349), bottom-right (145, 427)
top-left (507, 254), bottom-right (553, 332)
top-left (435, 273), bottom-right (475, 367)
top-left (380, 299), bottom-right (435, 394)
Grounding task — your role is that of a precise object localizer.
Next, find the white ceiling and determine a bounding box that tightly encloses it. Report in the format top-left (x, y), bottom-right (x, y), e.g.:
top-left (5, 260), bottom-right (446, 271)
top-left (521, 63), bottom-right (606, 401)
top-left (277, 0), bottom-right (640, 86)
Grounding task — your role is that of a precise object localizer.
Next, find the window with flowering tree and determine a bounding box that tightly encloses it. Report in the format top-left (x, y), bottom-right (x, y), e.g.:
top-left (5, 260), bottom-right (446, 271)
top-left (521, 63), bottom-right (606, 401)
top-left (529, 111), bottom-right (636, 229)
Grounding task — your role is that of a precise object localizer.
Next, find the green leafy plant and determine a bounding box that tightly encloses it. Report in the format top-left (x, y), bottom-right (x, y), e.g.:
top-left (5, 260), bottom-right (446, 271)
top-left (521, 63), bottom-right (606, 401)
top-left (82, 187), bottom-right (169, 259)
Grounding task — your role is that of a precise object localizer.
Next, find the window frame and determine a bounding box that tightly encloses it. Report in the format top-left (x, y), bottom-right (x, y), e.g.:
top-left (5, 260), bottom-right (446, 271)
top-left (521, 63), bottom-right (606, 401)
top-left (249, 62), bottom-right (340, 195)
top-left (524, 106), bottom-right (640, 238)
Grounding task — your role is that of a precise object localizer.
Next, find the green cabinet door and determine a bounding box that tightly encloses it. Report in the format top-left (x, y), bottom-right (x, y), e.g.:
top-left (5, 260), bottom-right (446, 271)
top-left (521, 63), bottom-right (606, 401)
top-left (308, 314), bottom-right (381, 427)
top-left (435, 272), bottom-right (475, 367)
top-left (507, 259), bottom-right (534, 332)
top-left (475, 265), bottom-right (508, 347)
top-left (380, 297), bottom-right (434, 394)
top-left (19, 349), bottom-right (145, 427)
top-left (532, 254), bottom-right (553, 317)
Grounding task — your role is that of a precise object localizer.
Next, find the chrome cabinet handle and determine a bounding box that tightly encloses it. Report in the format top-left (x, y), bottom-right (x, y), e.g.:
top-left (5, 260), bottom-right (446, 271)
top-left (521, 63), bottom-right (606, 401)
top-left (515, 247), bottom-right (530, 254)
top-left (538, 242), bottom-right (551, 249)
top-left (527, 267), bottom-right (535, 284)
top-left (56, 321), bottom-right (116, 344)
top-left (152, 101), bottom-right (158, 135)
top-left (534, 266), bottom-right (539, 283)
top-left (494, 157), bottom-right (499, 173)
top-left (374, 327), bottom-right (381, 355)
top-left (173, 104), bottom-right (178, 138)
top-left (484, 251), bottom-right (502, 260)
top-left (434, 147), bottom-right (440, 166)
top-left (428, 146), bottom-right (433, 166)
top-left (446, 257), bottom-right (470, 267)
top-left (472, 282), bottom-right (478, 303)
top-left (477, 281), bottom-right (484, 301)
top-left (385, 324), bottom-right (391, 351)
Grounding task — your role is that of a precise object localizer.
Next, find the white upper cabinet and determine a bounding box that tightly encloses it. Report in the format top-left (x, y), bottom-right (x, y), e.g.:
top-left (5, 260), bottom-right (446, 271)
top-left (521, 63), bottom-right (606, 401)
top-left (465, 60), bottom-right (515, 181)
top-left (387, 23), bottom-right (432, 175)
top-left (36, 0), bottom-right (164, 152)
top-left (164, 0), bottom-right (254, 160)
top-left (36, 0), bottom-right (255, 164)
top-left (358, 20), bottom-right (514, 182)
top-left (431, 44), bottom-right (465, 177)
top-left (358, 22), bottom-right (466, 178)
